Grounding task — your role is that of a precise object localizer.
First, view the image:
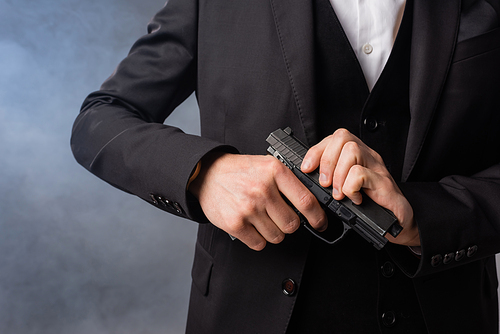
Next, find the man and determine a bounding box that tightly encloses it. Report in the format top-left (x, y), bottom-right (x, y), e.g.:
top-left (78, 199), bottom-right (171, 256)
top-left (71, 0), bottom-right (500, 332)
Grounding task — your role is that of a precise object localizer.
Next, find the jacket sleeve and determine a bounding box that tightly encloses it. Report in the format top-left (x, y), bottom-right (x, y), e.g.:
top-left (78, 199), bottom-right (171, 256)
top-left (387, 25), bottom-right (500, 278)
top-left (387, 167), bottom-right (500, 278)
top-left (70, 0), bottom-right (236, 222)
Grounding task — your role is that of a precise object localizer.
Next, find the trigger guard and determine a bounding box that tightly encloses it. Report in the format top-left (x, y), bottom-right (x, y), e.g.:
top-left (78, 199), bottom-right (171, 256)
top-left (302, 221), bottom-right (351, 245)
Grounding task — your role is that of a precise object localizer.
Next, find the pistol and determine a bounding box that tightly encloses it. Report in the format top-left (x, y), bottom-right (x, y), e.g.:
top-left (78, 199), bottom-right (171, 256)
top-left (266, 127), bottom-right (402, 250)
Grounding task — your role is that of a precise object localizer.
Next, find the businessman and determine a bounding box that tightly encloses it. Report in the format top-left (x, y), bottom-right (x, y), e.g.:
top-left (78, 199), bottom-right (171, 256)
top-left (71, 0), bottom-right (500, 332)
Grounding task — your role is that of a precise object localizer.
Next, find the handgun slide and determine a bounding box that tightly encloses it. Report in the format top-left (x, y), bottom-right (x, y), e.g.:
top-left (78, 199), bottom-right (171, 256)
top-left (266, 127), bottom-right (402, 250)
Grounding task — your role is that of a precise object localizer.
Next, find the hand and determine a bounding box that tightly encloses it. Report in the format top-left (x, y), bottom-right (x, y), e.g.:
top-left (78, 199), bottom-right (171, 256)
top-left (301, 129), bottom-right (420, 247)
top-left (189, 152), bottom-right (327, 251)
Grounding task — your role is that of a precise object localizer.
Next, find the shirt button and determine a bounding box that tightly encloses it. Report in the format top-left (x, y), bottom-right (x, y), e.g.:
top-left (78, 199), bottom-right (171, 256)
top-left (282, 278), bottom-right (297, 296)
top-left (363, 43), bottom-right (373, 54)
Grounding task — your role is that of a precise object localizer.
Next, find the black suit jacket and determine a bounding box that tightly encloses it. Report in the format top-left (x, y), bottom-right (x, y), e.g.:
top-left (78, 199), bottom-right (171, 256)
top-left (71, 0), bottom-right (500, 332)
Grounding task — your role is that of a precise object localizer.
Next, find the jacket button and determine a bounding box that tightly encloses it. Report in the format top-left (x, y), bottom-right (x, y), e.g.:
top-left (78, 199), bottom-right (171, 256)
top-left (467, 245), bottom-right (478, 258)
top-left (149, 194), bottom-right (184, 214)
top-left (455, 249), bottom-right (465, 261)
top-left (159, 197), bottom-right (174, 209)
top-left (381, 261), bottom-right (395, 278)
top-left (171, 201), bottom-right (184, 214)
top-left (431, 254), bottom-right (442, 267)
top-left (443, 252), bottom-right (454, 265)
top-left (381, 311), bottom-right (396, 327)
top-left (282, 278), bottom-right (297, 296)
top-left (363, 116), bottom-right (379, 131)
top-left (149, 194), bottom-right (159, 205)
top-left (157, 196), bottom-right (167, 207)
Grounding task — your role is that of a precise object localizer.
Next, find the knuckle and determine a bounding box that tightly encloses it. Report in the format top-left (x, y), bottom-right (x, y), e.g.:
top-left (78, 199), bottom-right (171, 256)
top-left (227, 220), bottom-right (248, 236)
top-left (319, 156), bottom-right (335, 169)
top-left (282, 216), bottom-right (300, 234)
top-left (344, 141), bottom-right (360, 154)
top-left (298, 192), bottom-right (316, 211)
top-left (239, 201), bottom-right (258, 217)
top-left (250, 183), bottom-right (269, 199)
top-left (269, 156), bottom-right (285, 172)
top-left (349, 164), bottom-right (365, 176)
top-left (333, 128), bottom-right (351, 140)
top-left (343, 185), bottom-right (361, 203)
top-left (343, 187), bottom-right (357, 198)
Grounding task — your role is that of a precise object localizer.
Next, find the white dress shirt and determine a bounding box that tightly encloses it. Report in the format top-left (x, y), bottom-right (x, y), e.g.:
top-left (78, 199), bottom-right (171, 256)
top-left (328, 0), bottom-right (422, 256)
top-left (329, 0), bottom-right (407, 91)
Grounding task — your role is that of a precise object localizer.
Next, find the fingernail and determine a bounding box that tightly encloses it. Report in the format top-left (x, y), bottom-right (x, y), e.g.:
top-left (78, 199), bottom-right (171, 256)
top-left (301, 160), bottom-right (311, 171)
top-left (319, 173), bottom-right (327, 184)
top-left (333, 188), bottom-right (339, 197)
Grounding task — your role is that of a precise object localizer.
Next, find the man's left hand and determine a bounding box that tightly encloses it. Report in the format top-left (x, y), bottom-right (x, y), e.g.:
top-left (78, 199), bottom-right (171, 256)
top-left (301, 128), bottom-right (420, 247)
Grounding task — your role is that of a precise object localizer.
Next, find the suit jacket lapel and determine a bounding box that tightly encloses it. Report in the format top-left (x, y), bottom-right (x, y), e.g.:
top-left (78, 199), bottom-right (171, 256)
top-left (269, 0), bottom-right (318, 146)
top-left (270, 0), bottom-right (462, 180)
top-left (403, 0), bottom-right (461, 181)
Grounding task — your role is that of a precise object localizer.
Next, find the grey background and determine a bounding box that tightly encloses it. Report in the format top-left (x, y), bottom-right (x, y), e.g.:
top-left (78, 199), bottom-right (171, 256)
top-left (0, 0), bottom-right (199, 333)
top-left (0, 0), bottom-right (499, 333)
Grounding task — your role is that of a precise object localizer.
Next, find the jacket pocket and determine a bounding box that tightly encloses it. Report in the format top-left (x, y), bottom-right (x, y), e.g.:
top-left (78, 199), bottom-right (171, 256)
top-left (191, 241), bottom-right (214, 296)
top-left (453, 27), bottom-right (500, 63)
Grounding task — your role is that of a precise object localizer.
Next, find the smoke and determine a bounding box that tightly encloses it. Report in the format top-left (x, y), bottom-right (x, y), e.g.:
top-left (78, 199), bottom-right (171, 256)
top-left (1, 0), bottom-right (499, 332)
top-left (0, 0), bottom-right (199, 333)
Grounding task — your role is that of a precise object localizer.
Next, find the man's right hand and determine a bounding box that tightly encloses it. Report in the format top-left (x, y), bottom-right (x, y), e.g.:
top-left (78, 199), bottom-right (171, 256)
top-left (189, 152), bottom-right (327, 251)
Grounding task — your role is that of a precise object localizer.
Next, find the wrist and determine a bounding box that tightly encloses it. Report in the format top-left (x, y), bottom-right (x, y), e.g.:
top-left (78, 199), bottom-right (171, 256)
top-left (188, 151), bottom-right (230, 198)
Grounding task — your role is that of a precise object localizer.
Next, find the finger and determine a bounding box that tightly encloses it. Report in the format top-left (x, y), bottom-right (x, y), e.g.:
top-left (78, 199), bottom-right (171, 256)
top-left (316, 130), bottom-right (355, 187)
top-left (228, 197), bottom-right (297, 248)
top-left (331, 140), bottom-right (366, 200)
top-left (340, 165), bottom-right (366, 205)
top-left (301, 138), bottom-right (329, 173)
top-left (273, 162), bottom-right (328, 231)
top-left (224, 193), bottom-right (287, 249)
top-left (341, 166), bottom-right (419, 246)
top-left (240, 186), bottom-right (297, 244)
top-left (250, 213), bottom-right (287, 245)
top-left (265, 194), bottom-right (302, 235)
top-left (304, 129), bottom-right (361, 188)
top-left (227, 221), bottom-right (269, 251)
top-left (342, 165), bottom-right (391, 205)
top-left (302, 136), bottom-right (340, 187)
